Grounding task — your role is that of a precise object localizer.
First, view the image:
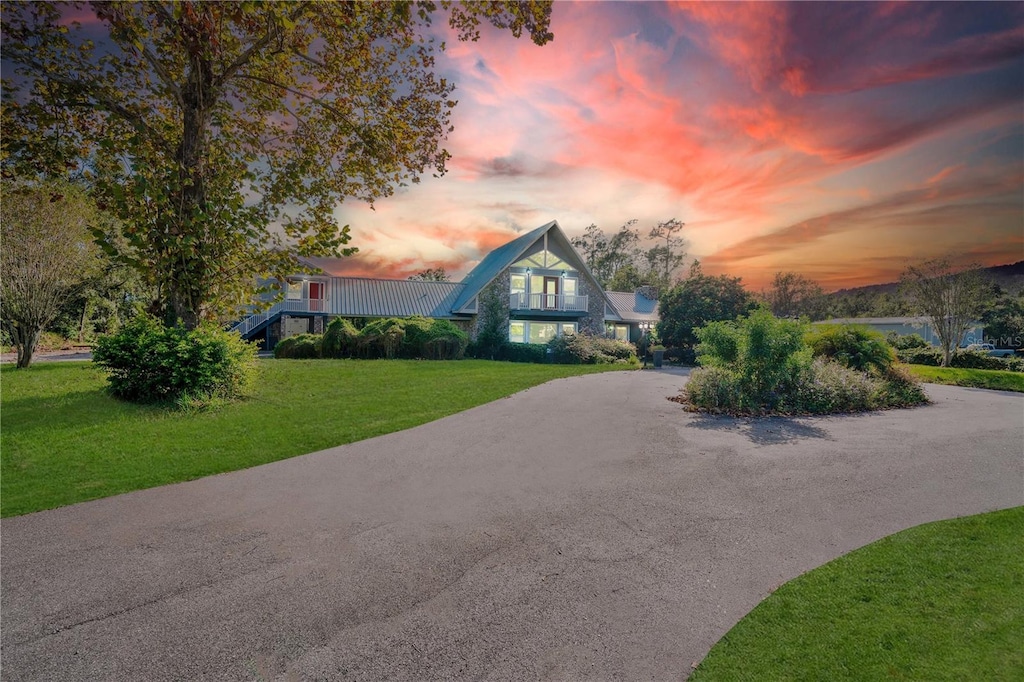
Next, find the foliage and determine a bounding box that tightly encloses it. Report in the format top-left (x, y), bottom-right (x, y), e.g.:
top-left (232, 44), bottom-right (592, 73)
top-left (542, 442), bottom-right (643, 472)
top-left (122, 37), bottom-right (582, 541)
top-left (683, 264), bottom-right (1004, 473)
top-left (571, 218), bottom-right (687, 289)
top-left (691, 508), bottom-right (1024, 681)
top-left (92, 315), bottom-right (257, 404)
top-left (498, 342), bottom-right (549, 364)
top-left (897, 348), bottom-right (1024, 372)
top-left (0, 178), bottom-right (104, 367)
top-left (901, 258), bottom-right (993, 366)
top-left (547, 332), bottom-right (637, 365)
top-left (694, 308), bottom-right (810, 411)
top-left (886, 332), bottom-right (929, 350)
top-left (981, 291), bottom-right (1024, 350)
top-left (408, 267), bottom-right (450, 282)
top-left (657, 261), bottom-right (756, 350)
top-left (763, 271), bottom-right (827, 320)
top-left (273, 333), bottom-right (322, 359)
top-left (805, 324), bottom-right (895, 374)
top-left (321, 318), bottom-right (360, 358)
top-left (474, 283), bottom-right (509, 360)
top-left (684, 310), bottom-right (928, 415)
top-left (2, 1), bottom-right (553, 328)
top-left (825, 287), bottom-right (913, 319)
top-left (906, 365), bottom-right (1024, 393)
top-left (1, 359), bottom-right (625, 517)
top-left (313, 316), bottom-right (467, 360)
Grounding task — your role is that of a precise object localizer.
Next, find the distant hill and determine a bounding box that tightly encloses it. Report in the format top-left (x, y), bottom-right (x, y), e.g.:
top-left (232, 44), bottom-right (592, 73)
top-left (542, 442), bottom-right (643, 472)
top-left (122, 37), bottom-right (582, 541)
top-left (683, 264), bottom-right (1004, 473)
top-left (830, 260), bottom-right (1024, 298)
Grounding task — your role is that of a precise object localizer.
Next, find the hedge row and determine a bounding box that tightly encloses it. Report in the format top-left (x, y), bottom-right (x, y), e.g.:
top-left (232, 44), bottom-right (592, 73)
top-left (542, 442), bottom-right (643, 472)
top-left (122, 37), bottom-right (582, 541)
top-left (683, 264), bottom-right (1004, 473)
top-left (275, 316), bottom-right (468, 360)
top-left (896, 348), bottom-right (1024, 372)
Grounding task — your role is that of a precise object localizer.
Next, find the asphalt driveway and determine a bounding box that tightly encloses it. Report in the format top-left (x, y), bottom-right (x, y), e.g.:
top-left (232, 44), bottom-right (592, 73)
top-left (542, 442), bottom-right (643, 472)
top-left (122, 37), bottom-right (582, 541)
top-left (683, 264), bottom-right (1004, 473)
top-left (2, 369), bottom-right (1021, 681)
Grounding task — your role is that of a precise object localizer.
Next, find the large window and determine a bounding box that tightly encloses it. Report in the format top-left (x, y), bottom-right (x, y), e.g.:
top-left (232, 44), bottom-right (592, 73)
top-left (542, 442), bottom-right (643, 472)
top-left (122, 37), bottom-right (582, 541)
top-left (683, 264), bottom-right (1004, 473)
top-left (606, 323), bottom-right (630, 341)
top-left (509, 321), bottom-right (576, 343)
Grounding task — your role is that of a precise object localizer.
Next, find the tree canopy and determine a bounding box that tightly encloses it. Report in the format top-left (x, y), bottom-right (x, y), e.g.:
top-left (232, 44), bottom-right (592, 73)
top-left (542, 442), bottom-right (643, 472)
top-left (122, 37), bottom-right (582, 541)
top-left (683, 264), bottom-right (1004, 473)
top-left (901, 258), bottom-right (993, 366)
top-left (571, 218), bottom-right (687, 290)
top-left (0, 179), bottom-right (103, 367)
top-left (763, 271), bottom-right (827, 320)
top-left (656, 261), bottom-right (755, 349)
top-left (2, 0), bottom-right (553, 328)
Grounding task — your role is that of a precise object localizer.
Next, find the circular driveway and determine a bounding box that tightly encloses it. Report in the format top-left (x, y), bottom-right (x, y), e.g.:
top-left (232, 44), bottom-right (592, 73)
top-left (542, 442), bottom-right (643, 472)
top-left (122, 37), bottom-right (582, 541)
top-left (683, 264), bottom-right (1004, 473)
top-left (2, 369), bottom-right (1021, 680)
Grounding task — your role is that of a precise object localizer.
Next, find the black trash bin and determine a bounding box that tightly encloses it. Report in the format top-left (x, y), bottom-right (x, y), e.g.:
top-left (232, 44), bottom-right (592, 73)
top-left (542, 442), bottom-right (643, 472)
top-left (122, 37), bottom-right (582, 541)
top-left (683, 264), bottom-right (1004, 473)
top-left (652, 349), bottom-right (664, 368)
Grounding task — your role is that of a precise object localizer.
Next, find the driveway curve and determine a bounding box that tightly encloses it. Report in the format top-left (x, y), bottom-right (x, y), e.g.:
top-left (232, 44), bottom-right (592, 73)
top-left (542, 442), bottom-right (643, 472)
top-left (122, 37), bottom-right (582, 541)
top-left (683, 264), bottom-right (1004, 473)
top-left (2, 369), bottom-right (1021, 681)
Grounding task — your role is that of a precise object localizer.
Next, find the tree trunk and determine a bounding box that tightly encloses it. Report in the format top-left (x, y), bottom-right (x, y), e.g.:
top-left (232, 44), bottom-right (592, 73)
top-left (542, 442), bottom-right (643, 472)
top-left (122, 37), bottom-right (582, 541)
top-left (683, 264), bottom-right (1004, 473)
top-left (12, 324), bottom-right (41, 368)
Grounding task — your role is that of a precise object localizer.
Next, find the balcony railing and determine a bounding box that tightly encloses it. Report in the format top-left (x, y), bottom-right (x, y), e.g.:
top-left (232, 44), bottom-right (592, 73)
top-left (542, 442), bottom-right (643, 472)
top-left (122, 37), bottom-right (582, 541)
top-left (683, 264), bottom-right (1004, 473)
top-left (509, 292), bottom-right (588, 312)
top-left (230, 298), bottom-right (326, 337)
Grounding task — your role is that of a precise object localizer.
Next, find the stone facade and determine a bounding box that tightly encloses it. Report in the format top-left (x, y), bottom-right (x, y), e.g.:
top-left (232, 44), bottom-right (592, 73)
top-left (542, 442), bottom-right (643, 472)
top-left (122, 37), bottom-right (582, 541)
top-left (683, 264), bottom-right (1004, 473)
top-left (577, 277), bottom-right (607, 336)
top-left (470, 270), bottom-right (511, 342)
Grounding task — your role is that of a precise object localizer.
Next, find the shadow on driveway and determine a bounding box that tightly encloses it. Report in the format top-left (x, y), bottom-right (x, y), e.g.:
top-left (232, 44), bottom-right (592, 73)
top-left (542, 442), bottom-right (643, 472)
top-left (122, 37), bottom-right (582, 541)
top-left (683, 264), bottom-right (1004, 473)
top-left (685, 413), bottom-right (834, 445)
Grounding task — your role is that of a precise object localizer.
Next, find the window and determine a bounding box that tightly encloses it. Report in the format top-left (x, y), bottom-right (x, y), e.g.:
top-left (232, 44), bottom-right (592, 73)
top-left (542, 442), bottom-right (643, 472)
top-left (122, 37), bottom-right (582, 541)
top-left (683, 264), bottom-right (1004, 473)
top-left (529, 322), bottom-right (557, 343)
top-left (508, 321), bottom-right (576, 343)
top-left (606, 324), bottom-right (629, 341)
top-left (510, 274), bottom-right (526, 294)
top-left (286, 281), bottom-right (302, 300)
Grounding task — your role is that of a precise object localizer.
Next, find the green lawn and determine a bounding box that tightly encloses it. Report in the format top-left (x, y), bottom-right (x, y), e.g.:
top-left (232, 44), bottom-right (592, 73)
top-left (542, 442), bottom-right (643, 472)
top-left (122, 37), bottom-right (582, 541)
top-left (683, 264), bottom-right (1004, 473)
top-left (1, 359), bottom-right (628, 517)
top-left (691, 507), bottom-right (1024, 681)
top-left (906, 364), bottom-right (1024, 392)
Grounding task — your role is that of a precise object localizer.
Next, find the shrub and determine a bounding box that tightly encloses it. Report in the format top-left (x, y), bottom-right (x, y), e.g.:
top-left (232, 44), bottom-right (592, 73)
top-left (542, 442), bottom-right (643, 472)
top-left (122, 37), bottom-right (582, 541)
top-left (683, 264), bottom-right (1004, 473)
top-left (790, 358), bottom-right (876, 413)
top-left (682, 310), bottom-right (928, 415)
top-left (684, 366), bottom-right (741, 411)
top-left (357, 318), bottom-right (406, 358)
top-left (273, 333), bottom-right (322, 359)
top-left (93, 316), bottom-right (258, 404)
top-left (696, 309), bottom-right (810, 411)
top-left (806, 324), bottom-right (895, 374)
top-left (897, 347), bottom-right (942, 366)
top-left (322, 318), bottom-right (359, 358)
top-left (499, 342), bottom-right (548, 364)
top-left (874, 365), bottom-right (930, 407)
top-left (897, 348), bottom-right (1024, 372)
top-left (887, 332), bottom-right (929, 350)
top-left (417, 318), bottom-right (468, 360)
top-left (547, 333), bottom-right (637, 365)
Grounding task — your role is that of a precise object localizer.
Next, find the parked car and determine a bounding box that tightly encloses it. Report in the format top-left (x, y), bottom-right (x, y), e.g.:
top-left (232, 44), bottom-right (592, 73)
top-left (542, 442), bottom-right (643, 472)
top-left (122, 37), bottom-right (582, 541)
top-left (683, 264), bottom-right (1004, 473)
top-left (964, 343), bottom-right (1017, 358)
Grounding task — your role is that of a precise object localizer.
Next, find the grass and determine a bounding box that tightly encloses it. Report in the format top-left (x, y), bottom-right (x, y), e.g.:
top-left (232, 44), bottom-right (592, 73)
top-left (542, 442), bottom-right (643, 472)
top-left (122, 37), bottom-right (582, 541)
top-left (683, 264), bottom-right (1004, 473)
top-left (691, 507), bottom-right (1024, 681)
top-left (1, 359), bottom-right (628, 517)
top-left (906, 364), bottom-right (1024, 392)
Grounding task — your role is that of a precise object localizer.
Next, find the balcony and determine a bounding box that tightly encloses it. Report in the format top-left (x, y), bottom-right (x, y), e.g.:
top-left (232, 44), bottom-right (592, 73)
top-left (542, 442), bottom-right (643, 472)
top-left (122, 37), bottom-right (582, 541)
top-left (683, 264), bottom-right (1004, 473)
top-left (509, 292), bottom-right (589, 312)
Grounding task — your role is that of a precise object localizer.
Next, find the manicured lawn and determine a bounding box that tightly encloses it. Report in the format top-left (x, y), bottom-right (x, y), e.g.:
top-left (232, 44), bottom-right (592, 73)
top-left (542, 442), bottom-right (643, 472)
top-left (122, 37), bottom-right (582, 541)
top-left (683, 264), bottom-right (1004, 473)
top-left (1, 359), bottom-right (628, 517)
top-left (691, 507), bottom-right (1024, 681)
top-left (906, 364), bottom-right (1024, 392)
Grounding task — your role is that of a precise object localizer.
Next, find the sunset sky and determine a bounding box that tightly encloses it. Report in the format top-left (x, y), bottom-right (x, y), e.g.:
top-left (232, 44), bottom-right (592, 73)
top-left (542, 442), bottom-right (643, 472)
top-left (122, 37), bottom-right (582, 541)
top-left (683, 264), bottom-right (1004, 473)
top-left (331, 1), bottom-right (1024, 291)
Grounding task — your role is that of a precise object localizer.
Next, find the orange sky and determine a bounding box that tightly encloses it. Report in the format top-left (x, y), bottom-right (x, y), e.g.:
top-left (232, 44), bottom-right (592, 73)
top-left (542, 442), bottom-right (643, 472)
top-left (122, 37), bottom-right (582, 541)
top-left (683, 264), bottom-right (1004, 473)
top-left (324, 1), bottom-right (1023, 291)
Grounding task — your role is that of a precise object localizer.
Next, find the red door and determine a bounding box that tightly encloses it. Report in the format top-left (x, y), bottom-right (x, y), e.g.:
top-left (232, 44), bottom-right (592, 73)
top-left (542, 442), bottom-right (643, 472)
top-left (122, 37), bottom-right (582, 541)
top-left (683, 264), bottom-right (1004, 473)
top-left (308, 282), bottom-right (324, 312)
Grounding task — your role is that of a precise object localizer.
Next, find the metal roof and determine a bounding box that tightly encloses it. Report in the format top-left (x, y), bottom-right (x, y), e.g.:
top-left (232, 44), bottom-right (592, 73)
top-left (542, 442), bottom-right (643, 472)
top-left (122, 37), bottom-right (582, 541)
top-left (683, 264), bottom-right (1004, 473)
top-left (450, 221), bottom-right (555, 312)
top-left (605, 291), bottom-right (659, 322)
top-left (326, 278), bottom-right (465, 318)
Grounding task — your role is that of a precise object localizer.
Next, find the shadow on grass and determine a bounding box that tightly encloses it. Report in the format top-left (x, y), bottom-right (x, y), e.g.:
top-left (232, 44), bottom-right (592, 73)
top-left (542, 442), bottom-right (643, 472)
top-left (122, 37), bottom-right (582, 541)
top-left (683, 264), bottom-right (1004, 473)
top-left (686, 413), bottom-right (834, 446)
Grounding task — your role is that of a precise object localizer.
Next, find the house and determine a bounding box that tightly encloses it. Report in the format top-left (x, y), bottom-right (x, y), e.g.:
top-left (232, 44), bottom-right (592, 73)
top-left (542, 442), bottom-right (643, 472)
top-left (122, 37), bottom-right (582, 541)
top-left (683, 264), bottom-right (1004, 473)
top-left (232, 220), bottom-right (660, 348)
top-left (815, 317), bottom-right (984, 347)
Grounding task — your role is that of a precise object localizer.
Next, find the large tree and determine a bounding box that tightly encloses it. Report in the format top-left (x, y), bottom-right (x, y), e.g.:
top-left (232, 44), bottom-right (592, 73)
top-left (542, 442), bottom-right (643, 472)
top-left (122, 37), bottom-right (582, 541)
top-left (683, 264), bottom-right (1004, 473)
top-left (1, 179), bottom-right (103, 367)
top-left (657, 261), bottom-right (755, 349)
top-left (2, 1), bottom-right (553, 328)
top-left (763, 271), bottom-right (827, 320)
top-left (571, 218), bottom-right (686, 290)
top-left (901, 258), bottom-right (993, 366)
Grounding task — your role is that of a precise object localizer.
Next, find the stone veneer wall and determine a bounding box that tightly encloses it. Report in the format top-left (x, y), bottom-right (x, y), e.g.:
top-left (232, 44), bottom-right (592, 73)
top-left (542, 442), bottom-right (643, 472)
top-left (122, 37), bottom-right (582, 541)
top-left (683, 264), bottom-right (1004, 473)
top-left (577, 277), bottom-right (607, 335)
top-left (469, 270), bottom-right (511, 341)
